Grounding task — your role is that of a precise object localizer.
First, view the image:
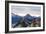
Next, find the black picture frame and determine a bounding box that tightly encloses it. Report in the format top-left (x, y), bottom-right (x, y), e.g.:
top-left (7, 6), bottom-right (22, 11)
top-left (5, 1), bottom-right (45, 33)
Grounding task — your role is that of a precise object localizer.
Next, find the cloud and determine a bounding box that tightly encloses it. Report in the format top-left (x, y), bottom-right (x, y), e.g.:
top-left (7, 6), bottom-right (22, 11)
top-left (11, 6), bottom-right (41, 16)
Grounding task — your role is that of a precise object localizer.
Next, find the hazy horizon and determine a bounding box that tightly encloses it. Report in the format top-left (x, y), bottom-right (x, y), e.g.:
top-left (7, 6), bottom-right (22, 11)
top-left (11, 6), bottom-right (41, 17)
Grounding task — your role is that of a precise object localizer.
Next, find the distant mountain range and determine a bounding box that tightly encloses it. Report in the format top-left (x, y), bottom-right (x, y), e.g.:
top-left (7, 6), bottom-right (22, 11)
top-left (12, 13), bottom-right (41, 28)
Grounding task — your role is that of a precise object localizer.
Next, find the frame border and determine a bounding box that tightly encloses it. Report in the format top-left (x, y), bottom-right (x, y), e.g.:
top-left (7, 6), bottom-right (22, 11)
top-left (5, 1), bottom-right (45, 33)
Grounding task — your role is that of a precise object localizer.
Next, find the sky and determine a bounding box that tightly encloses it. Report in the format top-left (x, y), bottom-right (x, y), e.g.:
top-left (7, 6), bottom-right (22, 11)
top-left (11, 5), bottom-right (41, 17)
